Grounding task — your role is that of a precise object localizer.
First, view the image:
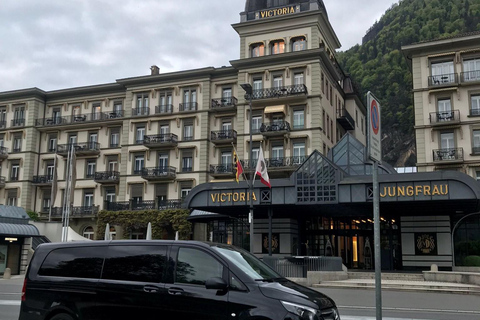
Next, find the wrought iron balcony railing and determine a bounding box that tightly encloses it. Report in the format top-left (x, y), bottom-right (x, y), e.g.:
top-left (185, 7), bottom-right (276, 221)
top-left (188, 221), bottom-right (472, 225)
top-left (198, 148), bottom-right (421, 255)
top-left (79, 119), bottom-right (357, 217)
top-left (210, 129), bottom-right (237, 142)
top-left (209, 164), bottom-right (234, 175)
top-left (155, 105), bottom-right (174, 114)
top-left (471, 108), bottom-right (480, 116)
top-left (179, 102), bottom-right (198, 112)
top-left (472, 146), bottom-right (480, 155)
top-left (433, 148), bottom-right (463, 162)
top-left (0, 121), bottom-right (6, 129)
top-left (94, 171), bottom-right (120, 183)
top-left (241, 156), bottom-right (306, 170)
top-left (0, 176), bottom-right (5, 187)
top-left (260, 121), bottom-right (291, 133)
top-left (0, 146), bottom-right (8, 157)
top-left (32, 175), bottom-right (53, 184)
top-left (461, 70), bottom-right (480, 83)
top-left (57, 142), bottom-right (101, 154)
top-left (245, 84), bottom-right (308, 100)
top-left (211, 97), bottom-right (238, 109)
top-left (105, 199), bottom-right (183, 211)
top-left (428, 73), bottom-right (458, 86)
top-left (429, 110), bottom-right (460, 124)
top-left (132, 107), bottom-right (150, 116)
top-left (141, 166), bottom-right (177, 180)
top-left (11, 118), bottom-right (25, 127)
top-left (143, 133), bottom-right (178, 146)
top-left (50, 206), bottom-right (99, 217)
top-left (35, 111), bottom-right (124, 127)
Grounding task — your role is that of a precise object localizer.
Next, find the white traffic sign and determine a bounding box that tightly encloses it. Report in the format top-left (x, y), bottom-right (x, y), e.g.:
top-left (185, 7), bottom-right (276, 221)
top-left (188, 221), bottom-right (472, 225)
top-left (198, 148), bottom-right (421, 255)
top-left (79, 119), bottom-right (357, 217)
top-left (367, 91), bottom-right (382, 162)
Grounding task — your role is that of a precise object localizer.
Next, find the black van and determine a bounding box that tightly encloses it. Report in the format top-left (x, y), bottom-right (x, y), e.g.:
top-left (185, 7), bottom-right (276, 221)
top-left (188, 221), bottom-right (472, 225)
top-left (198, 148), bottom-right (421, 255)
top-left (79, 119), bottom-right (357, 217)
top-left (19, 240), bottom-right (340, 320)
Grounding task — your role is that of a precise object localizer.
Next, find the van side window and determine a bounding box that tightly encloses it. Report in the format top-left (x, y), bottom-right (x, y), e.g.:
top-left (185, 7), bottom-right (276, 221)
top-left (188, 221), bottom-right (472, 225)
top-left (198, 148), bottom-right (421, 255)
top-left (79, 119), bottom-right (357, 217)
top-left (38, 247), bottom-right (104, 279)
top-left (102, 245), bottom-right (167, 283)
top-left (175, 248), bottom-right (224, 285)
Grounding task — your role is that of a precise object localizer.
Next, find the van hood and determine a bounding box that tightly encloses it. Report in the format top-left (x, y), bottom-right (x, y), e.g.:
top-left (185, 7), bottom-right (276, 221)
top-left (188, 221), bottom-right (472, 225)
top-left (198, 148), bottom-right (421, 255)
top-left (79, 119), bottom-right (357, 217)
top-left (257, 279), bottom-right (335, 309)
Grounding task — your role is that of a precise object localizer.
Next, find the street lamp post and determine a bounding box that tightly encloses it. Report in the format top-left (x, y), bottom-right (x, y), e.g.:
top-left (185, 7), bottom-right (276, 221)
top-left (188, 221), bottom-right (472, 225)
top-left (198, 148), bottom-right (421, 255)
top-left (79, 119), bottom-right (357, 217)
top-left (241, 83), bottom-right (254, 253)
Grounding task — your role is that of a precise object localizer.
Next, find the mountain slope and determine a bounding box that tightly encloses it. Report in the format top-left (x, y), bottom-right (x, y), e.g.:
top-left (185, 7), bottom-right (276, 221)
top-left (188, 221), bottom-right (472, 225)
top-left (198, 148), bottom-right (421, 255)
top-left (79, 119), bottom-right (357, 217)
top-left (338, 0), bottom-right (480, 166)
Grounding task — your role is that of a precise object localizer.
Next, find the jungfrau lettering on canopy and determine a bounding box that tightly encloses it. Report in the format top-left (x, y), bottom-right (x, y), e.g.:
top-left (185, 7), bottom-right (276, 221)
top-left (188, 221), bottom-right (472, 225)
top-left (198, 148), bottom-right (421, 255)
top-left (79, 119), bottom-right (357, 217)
top-left (380, 184), bottom-right (448, 198)
top-left (259, 6), bottom-right (295, 19)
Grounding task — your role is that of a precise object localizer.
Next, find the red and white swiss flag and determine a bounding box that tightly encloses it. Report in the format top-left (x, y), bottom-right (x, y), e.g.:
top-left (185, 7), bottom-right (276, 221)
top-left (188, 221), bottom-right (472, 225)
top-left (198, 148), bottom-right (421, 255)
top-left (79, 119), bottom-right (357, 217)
top-left (255, 146), bottom-right (271, 188)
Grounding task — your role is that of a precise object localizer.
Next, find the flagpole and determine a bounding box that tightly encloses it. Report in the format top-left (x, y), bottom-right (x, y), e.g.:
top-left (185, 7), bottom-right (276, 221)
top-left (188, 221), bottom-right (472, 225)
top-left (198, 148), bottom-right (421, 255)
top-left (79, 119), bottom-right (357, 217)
top-left (48, 154), bottom-right (57, 222)
top-left (62, 145), bottom-right (71, 242)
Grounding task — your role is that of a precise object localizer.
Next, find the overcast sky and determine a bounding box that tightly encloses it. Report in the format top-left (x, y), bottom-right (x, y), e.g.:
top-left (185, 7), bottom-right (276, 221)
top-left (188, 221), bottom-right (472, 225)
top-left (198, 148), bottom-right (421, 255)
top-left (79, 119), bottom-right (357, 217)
top-left (0, 0), bottom-right (398, 92)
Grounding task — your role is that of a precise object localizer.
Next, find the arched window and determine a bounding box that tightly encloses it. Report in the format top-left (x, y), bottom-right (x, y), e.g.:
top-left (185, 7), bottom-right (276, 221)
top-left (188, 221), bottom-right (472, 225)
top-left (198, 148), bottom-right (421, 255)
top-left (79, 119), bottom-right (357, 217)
top-left (83, 226), bottom-right (94, 240)
top-left (453, 214), bottom-right (480, 266)
top-left (291, 36), bottom-right (306, 52)
top-left (250, 42), bottom-right (265, 57)
top-left (270, 40), bottom-right (285, 55)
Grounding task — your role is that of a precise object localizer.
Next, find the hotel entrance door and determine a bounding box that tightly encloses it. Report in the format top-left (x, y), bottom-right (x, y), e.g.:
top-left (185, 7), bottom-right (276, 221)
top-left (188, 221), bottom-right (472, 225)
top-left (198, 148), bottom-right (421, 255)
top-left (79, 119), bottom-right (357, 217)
top-left (305, 217), bottom-right (401, 270)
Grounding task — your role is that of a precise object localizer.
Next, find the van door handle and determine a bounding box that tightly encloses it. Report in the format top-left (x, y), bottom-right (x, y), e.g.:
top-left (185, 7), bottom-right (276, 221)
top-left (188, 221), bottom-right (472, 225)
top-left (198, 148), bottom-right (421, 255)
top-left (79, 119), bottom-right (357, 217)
top-left (168, 287), bottom-right (184, 295)
top-left (143, 285), bottom-right (160, 293)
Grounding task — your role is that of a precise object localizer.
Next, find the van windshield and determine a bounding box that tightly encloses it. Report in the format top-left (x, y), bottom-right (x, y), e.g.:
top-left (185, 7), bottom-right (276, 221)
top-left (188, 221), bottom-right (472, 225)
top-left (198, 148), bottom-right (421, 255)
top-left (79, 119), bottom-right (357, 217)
top-left (212, 245), bottom-right (283, 281)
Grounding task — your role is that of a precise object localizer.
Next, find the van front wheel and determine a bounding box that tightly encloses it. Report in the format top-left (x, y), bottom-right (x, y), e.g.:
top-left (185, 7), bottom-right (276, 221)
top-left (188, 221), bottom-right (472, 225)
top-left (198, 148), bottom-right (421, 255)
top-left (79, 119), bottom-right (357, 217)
top-left (51, 313), bottom-right (74, 320)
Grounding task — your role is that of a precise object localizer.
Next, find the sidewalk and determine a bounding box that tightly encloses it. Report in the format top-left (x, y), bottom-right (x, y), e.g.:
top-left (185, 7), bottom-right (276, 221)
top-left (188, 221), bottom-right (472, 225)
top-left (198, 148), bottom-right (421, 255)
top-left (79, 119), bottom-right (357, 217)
top-left (313, 278), bottom-right (480, 295)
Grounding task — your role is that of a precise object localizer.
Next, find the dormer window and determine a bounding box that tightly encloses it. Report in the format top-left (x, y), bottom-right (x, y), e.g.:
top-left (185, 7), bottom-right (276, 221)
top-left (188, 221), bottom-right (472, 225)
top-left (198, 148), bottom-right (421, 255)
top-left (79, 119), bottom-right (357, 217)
top-left (270, 40), bottom-right (285, 55)
top-left (291, 36), bottom-right (306, 52)
top-left (251, 43), bottom-right (265, 57)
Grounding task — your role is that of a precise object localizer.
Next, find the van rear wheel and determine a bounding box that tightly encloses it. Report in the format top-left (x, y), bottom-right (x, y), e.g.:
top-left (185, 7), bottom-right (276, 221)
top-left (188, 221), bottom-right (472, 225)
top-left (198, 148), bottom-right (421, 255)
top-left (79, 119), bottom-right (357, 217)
top-left (51, 313), bottom-right (74, 320)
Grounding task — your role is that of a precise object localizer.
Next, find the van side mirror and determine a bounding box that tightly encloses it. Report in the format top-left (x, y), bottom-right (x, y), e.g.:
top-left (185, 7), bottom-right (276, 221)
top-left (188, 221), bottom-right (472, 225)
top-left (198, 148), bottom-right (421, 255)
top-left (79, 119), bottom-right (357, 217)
top-left (205, 277), bottom-right (228, 291)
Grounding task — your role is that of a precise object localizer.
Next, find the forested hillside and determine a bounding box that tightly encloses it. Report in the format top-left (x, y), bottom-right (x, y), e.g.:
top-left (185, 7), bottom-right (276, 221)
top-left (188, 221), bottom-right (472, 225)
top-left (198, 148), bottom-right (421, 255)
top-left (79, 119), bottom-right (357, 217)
top-left (338, 0), bottom-right (480, 166)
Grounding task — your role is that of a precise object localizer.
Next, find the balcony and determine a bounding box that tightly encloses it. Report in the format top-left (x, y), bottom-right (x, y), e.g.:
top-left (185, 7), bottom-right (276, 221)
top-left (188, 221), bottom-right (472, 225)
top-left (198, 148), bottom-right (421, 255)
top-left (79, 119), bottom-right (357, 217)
top-left (32, 175), bottom-right (53, 186)
top-left (50, 206), bottom-right (99, 218)
top-left (428, 73), bottom-right (458, 87)
top-left (141, 166), bottom-right (176, 181)
top-left (57, 142), bottom-right (101, 157)
top-left (245, 84), bottom-right (308, 101)
top-left (210, 129), bottom-right (237, 145)
top-left (461, 70), bottom-right (480, 83)
top-left (105, 199), bottom-right (183, 211)
top-left (209, 164), bottom-right (235, 178)
top-left (0, 146), bottom-right (7, 161)
top-left (155, 105), bottom-right (174, 114)
top-left (132, 107), bottom-right (150, 116)
top-left (433, 148), bottom-right (463, 163)
top-left (429, 110), bottom-right (460, 125)
top-left (211, 97), bottom-right (238, 111)
top-left (0, 176), bottom-right (5, 188)
top-left (35, 111), bottom-right (124, 127)
top-left (336, 107), bottom-right (355, 130)
top-left (143, 133), bottom-right (178, 149)
top-left (94, 171), bottom-right (120, 184)
top-left (11, 118), bottom-right (25, 128)
top-left (265, 156), bottom-right (306, 170)
top-left (260, 121), bottom-right (291, 137)
top-left (179, 102), bottom-right (198, 112)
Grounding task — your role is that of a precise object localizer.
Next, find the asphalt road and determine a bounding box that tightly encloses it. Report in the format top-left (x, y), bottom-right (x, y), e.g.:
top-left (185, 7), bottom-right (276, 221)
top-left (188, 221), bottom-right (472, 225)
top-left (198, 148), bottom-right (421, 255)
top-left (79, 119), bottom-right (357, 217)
top-left (2, 276), bottom-right (480, 320)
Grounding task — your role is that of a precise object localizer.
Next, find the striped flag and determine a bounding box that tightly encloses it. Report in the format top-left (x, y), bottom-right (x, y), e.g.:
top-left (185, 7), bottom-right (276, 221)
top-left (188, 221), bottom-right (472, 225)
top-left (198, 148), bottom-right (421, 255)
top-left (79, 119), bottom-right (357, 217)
top-left (255, 146), bottom-right (271, 188)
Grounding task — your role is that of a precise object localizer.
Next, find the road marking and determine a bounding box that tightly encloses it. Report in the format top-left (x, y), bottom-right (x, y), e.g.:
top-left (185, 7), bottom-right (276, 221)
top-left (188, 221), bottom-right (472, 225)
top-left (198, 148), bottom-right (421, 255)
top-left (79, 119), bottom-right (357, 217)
top-left (0, 300), bottom-right (20, 306)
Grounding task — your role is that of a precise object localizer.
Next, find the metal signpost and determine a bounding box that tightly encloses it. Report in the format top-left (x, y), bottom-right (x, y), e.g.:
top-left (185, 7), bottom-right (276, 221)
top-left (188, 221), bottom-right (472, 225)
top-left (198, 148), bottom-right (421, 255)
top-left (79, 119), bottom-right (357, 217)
top-left (367, 91), bottom-right (382, 320)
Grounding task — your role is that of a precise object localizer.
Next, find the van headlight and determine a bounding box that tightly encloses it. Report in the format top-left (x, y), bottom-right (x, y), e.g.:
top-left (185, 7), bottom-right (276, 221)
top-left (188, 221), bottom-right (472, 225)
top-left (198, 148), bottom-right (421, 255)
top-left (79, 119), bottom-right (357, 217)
top-left (280, 301), bottom-right (319, 320)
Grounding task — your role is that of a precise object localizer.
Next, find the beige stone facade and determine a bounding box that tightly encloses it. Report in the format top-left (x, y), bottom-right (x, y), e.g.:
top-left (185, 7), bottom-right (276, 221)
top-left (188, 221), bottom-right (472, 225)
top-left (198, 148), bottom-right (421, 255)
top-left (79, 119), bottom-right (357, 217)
top-left (402, 32), bottom-right (480, 177)
top-left (0, 1), bottom-right (366, 239)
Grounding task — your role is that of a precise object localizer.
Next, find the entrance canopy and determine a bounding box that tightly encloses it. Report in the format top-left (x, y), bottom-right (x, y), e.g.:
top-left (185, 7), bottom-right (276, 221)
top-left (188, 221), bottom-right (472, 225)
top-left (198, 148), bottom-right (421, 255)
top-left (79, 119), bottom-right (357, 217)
top-left (0, 223), bottom-right (39, 237)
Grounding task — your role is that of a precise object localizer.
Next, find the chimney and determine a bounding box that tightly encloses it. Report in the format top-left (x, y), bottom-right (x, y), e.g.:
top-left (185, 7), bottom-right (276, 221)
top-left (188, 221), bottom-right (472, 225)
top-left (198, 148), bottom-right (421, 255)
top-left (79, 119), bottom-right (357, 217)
top-left (150, 65), bottom-right (160, 75)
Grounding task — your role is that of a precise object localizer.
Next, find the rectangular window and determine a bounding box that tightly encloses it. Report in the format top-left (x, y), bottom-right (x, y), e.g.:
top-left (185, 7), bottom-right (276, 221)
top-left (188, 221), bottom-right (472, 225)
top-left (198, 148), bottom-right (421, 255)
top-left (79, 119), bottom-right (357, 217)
top-left (183, 120), bottom-right (193, 141)
top-left (13, 106), bottom-right (25, 127)
top-left (321, 73), bottom-right (325, 93)
top-left (89, 133), bottom-right (98, 149)
top-left (441, 132), bottom-right (455, 149)
top-left (110, 129), bottom-right (120, 148)
top-left (463, 58), bottom-right (480, 82)
top-left (158, 153), bottom-right (168, 168)
top-left (86, 160), bottom-right (96, 179)
top-left (251, 147), bottom-right (259, 166)
top-left (293, 72), bottom-right (304, 86)
top-left (293, 142), bottom-right (306, 164)
top-left (221, 151), bottom-right (232, 166)
top-left (136, 92), bottom-right (149, 112)
top-left (330, 86), bottom-right (333, 106)
top-left (136, 125), bottom-right (145, 144)
top-left (113, 101), bottom-right (123, 114)
top-left (0, 108), bottom-right (6, 128)
top-left (181, 187), bottom-right (191, 200)
top-left (271, 145), bottom-right (284, 160)
top-left (473, 130), bottom-right (480, 154)
top-left (108, 160), bottom-right (118, 172)
top-left (92, 103), bottom-right (102, 120)
top-left (182, 151), bottom-right (193, 172)
top-left (431, 61), bottom-right (454, 84)
top-left (252, 115), bottom-right (262, 133)
top-left (271, 40), bottom-right (285, 55)
top-left (183, 89), bottom-right (197, 111)
top-left (158, 91), bottom-right (173, 113)
top-left (134, 155), bottom-right (144, 174)
top-left (326, 115), bottom-right (330, 139)
top-left (273, 75), bottom-right (283, 88)
top-left (13, 135), bottom-right (22, 152)
top-left (253, 77), bottom-right (263, 91)
top-left (46, 164), bottom-right (54, 179)
top-left (48, 135), bottom-right (57, 152)
top-left (106, 189), bottom-right (116, 203)
top-left (471, 95), bottom-right (480, 116)
top-left (222, 120), bottom-right (232, 134)
top-left (84, 191), bottom-right (94, 207)
top-left (293, 109), bottom-right (304, 129)
top-left (438, 98), bottom-right (453, 121)
top-left (11, 162), bottom-right (20, 181)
